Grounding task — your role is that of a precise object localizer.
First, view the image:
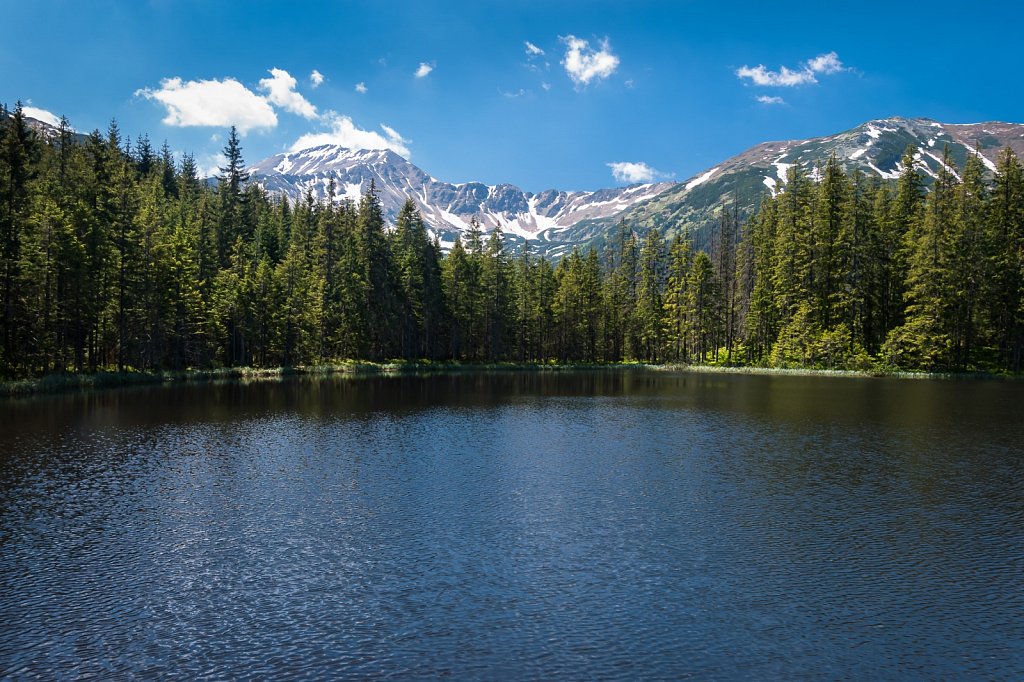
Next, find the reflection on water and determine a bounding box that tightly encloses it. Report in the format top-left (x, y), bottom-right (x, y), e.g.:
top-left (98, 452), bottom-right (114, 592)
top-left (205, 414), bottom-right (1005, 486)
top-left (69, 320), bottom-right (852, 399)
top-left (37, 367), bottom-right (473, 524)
top-left (1, 370), bottom-right (1022, 678)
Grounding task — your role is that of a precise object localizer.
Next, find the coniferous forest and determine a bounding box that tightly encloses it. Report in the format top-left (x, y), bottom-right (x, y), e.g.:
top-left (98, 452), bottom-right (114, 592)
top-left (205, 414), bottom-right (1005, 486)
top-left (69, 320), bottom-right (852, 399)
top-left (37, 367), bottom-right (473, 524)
top-left (2, 102), bottom-right (1023, 380)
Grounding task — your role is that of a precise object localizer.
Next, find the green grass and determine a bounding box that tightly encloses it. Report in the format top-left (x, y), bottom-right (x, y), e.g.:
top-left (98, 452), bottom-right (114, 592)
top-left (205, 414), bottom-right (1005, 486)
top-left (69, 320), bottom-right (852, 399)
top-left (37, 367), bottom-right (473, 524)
top-left (0, 361), bottom-right (645, 398)
top-left (2, 360), bottom-right (1016, 398)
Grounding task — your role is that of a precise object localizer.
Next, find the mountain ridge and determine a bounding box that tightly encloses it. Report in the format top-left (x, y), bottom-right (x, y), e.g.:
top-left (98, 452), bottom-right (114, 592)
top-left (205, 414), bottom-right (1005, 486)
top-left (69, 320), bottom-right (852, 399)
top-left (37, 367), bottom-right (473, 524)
top-left (249, 144), bottom-right (674, 257)
top-left (12, 108), bottom-right (1021, 256)
top-left (248, 116), bottom-right (1024, 255)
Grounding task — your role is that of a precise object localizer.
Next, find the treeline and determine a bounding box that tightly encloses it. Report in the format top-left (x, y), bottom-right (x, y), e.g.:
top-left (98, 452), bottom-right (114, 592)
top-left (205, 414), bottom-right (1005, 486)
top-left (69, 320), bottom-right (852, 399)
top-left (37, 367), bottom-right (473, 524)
top-left (2, 103), bottom-right (1023, 378)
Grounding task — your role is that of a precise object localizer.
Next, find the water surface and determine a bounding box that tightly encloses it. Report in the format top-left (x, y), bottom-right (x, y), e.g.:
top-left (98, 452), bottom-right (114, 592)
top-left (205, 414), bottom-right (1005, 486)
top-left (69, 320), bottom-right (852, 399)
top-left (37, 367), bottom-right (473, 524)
top-left (1, 371), bottom-right (1022, 678)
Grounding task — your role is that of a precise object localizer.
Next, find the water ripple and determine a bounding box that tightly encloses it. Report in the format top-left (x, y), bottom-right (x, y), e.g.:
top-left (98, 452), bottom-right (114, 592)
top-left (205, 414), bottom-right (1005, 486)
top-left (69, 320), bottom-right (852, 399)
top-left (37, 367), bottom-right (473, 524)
top-left (1, 372), bottom-right (1022, 678)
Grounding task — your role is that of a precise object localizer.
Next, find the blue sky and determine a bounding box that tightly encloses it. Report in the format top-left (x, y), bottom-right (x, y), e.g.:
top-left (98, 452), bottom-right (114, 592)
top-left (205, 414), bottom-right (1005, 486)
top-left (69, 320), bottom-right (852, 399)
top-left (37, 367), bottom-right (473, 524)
top-left (2, 1), bottom-right (1022, 191)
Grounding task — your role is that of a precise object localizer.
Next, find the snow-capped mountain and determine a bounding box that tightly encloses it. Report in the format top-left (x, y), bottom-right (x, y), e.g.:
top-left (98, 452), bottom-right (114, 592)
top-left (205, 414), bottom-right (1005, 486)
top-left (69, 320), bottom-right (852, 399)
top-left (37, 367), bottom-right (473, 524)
top-left (584, 117), bottom-right (1024, 249)
top-left (249, 146), bottom-right (674, 257)
top-left (250, 117), bottom-right (1024, 255)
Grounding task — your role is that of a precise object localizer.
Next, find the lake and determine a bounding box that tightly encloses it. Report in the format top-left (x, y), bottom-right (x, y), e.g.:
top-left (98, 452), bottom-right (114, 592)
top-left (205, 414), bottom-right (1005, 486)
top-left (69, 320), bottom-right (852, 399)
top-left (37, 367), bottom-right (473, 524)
top-left (1, 370), bottom-right (1022, 679)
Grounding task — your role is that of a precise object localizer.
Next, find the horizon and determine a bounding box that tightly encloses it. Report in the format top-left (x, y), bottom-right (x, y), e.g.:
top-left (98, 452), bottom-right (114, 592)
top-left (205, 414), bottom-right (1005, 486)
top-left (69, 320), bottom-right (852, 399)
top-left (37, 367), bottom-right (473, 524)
top-left (3, 1), bottom-right (1023, 192)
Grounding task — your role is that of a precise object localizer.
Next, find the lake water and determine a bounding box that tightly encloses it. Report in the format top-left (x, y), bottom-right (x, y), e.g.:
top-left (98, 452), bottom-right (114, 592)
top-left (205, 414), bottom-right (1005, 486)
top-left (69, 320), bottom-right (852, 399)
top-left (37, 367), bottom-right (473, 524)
top-left (1, 370), bottom-right (1022, 679)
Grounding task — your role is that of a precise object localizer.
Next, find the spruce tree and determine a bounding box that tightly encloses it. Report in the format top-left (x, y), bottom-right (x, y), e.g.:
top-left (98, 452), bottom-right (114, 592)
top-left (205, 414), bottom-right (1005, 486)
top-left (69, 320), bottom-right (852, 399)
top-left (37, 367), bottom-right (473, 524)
top-left (636, 227), bottom-right (665, 361)
top-left (987, 148), bottom-right (1024, 370)
top-left (663, 232), bottom-right (694, 362)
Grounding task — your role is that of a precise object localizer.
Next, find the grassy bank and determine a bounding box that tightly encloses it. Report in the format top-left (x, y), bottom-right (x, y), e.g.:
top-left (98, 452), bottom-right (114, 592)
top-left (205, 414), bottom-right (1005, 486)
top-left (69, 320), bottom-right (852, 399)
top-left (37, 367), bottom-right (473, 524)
top-left (655, 363), bottom-right (1017, 380)
top-left (1, 360), bottom-right (1016, 398)
top-left (0, 361), bottom-right (633, 398)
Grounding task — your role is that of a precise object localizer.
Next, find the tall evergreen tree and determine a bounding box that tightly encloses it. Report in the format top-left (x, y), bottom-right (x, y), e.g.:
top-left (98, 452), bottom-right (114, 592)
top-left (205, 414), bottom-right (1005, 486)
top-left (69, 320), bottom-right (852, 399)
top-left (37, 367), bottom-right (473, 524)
top-left (216, 126), bottom-right (249, 267)
top-left (987, 148), bottom-right (1024, 370)
top-left (636, 227), bottom-right (665, 361)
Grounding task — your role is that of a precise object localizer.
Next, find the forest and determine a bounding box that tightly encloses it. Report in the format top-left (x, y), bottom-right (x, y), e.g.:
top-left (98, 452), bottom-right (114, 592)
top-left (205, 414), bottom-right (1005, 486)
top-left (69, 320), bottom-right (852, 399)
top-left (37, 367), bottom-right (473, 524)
top-left (1, 102), bottom-right (1023, 379)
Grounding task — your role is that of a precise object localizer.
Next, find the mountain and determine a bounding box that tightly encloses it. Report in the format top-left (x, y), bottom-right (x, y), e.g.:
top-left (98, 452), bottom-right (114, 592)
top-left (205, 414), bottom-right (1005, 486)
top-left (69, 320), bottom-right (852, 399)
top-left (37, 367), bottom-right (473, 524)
top-left (4, 110), bottom-right (89, 145)
top-left (579, 117), bottom-right (1024, 249)
top-left (249, 117), bottom-right (1024, 255)
top-left (249, 146), bottom-right (674, 258)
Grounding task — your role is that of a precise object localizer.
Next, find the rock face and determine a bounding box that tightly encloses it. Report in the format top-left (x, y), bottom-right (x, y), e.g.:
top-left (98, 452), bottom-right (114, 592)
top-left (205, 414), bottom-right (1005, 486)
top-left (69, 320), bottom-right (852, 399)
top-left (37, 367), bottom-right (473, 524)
top-left (248, 117), bottom-right (1024, 255)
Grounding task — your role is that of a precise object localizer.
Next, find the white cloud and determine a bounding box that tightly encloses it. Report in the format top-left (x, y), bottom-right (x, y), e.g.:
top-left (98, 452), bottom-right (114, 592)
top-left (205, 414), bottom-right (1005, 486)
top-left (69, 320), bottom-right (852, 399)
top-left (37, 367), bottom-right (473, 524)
top-left (259, 68), bottom-right (318, 119)
top-left (736, 64), bottom-right (814, 87)
top-left (541, 81), bottom-right (552, 91)
top-left (198, 152), bottom-right (228, 179)
top-left (736, 52), bottom-right (847, 87)
top-left (310, 70), bottom-right (324, 88)
top-left (355, 82), bottom-right (368, 94)
top-left (501, 88), bottom-right (527, 98)
top-left (379, 123), bottom-right (403, 141)
top-left (136, 77), bottom-right (278, 133)
top-left (22, 105), bottom-right (61, 127)
top-left (757, 95), bottom-right (785, 105)
top-left (415, 62), bottom-right (434, 78)
top-left (607, 161), bottom-right (661, 184)
top-left (561, 35), bottom-right (620, 87)
top-left (290, 112), bottom-right (411, 157)
top-left (525, 41), bottom-right (545, 56)
top-left (806, 52), bottom-right (844, 75)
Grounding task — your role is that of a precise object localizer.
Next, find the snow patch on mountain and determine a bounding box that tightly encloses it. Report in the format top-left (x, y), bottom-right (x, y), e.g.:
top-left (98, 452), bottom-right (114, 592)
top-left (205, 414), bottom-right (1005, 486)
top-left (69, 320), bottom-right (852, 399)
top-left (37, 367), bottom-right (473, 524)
top-left (248, 144), bottom-right (675, 252)
top-left (685, 167), bottom-right (719, 190)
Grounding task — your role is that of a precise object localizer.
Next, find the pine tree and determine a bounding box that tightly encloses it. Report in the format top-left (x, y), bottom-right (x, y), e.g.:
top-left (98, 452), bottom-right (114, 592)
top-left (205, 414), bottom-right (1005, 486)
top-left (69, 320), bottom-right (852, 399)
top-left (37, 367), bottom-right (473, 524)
top-left (602, 219), bottom-right (638, 360)
top-left (687, 250), bottom-right (721, 363)
top-left (946, 151), bottom-right (987, 368)
top-left (275, 195), bottom-right (321, 366)
top-left (356, 181), bottom-right (398, 360)
top-left (0, 103), bottom-right (39, 376)
top-left (742, 198), bottom-right (779, 363)
top-left (885, 146), bottom-right (926, 334)
top-left (393, 198), bottom-right (428, 358)
top-left (883, 146), bottom-right (959, 370)
top-left (217, 126), bottom-right (249, 267)
top-left (442, 237), bottom-right (472, 359)
top-left (772, 166), bottom-right (814, 327)
top-left (712, 204), bottom-right (740, 362)
top-left (636, 227), bottom-right (665, 361)
top-left (812, 154), bottom-right (852, 331)
top-left (987, 148), bottom-right (1024, 371)
top-left (480, 227), bottom-right (511, 360)
top-left (663, 232), bottom-right (693, 362)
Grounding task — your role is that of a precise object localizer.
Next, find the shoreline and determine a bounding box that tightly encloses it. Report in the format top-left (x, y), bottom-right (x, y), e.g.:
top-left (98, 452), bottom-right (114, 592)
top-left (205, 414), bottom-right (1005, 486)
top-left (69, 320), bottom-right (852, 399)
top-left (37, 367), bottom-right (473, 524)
top-left (0, 361), bottom-right (1017, 398)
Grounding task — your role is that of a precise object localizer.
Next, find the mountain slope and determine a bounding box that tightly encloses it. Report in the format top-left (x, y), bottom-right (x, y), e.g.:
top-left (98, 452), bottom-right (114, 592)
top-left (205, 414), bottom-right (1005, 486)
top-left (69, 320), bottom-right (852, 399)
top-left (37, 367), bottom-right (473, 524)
top-left (581, 117), bottom-right (1024, 248)
top-left (249, 146), bottom-right (673, 257)
top-left (4, 110), bottom-right (90, 145)
top-left (250, 117), bottom-right (1024, 256)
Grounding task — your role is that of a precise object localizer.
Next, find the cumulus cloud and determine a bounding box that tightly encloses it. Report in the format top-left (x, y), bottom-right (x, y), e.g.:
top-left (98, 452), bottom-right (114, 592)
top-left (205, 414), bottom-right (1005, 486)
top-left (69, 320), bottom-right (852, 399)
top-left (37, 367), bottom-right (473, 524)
top-left (197, 152), bottom-right (228, 179)
top-left (259, 68), bottom-right (318, 119)
top-left (757, 95), bottom-right (785, 105)
top-left (355, 82), bottom-right (368, 94)
top-left (415, 62), bottom-right (434, 78)
top-left (290, 112), bottom-right (411, 157)
top-left (806, 52), bottom-right (844, 75)
top-left (310, 70), bottom-right (324, 88)
top-left (736, 64), bottom-right (814, 87)
top-left (607, 161), bottom-right (662, 184)
top-left (136, 77), bottom-right (278, 133)
top-left (22, 105), bottom-right (61, 127)
top-left (736, 51), bottom-right (847, 87)
top-left (561, 35), bottom-right (620, 87)
top-left (524, 41), bottom-right (545, 56)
